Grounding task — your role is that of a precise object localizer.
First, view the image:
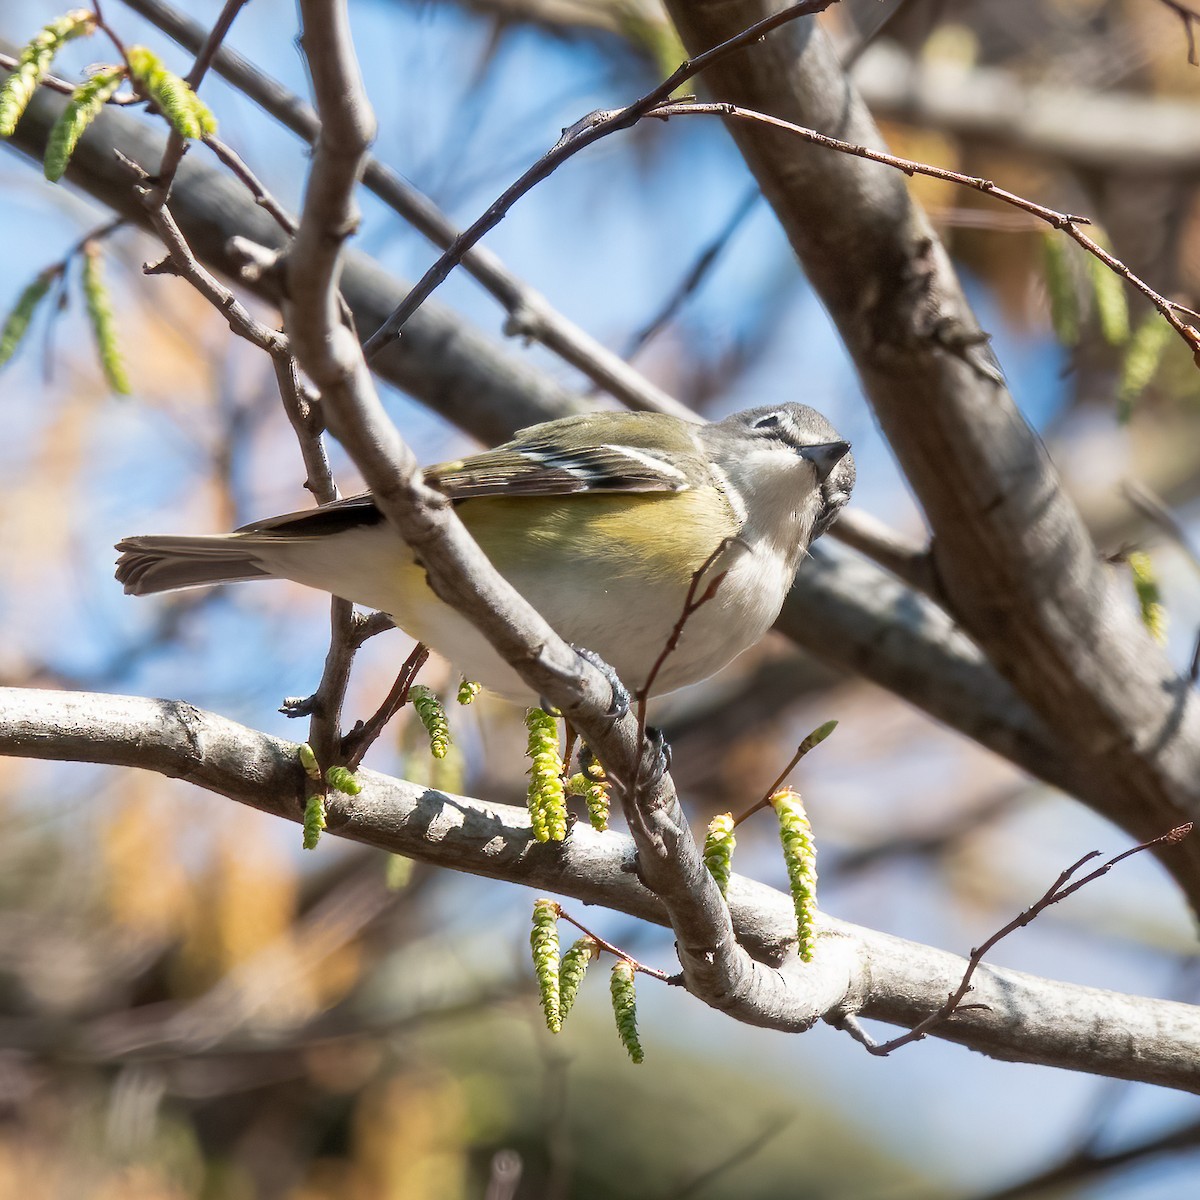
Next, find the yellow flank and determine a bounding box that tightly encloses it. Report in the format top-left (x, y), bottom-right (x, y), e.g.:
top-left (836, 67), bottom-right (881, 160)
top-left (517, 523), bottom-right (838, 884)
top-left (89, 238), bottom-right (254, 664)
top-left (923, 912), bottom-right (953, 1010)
top-left (460, 490), bottom-right (735, 581)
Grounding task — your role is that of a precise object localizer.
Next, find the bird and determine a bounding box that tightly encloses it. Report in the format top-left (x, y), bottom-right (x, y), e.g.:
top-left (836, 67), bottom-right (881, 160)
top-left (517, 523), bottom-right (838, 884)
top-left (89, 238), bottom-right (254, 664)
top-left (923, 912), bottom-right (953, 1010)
top-left (115, 404), bottom-right (854, 703)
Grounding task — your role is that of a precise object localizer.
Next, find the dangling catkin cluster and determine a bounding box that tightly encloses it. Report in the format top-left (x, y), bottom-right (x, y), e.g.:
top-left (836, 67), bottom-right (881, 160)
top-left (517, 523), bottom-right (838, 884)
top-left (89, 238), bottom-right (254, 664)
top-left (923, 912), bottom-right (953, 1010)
top-left (771, 788), bottom-right (818, 962)
top-left (609, 960), bottom-right (643, 1064)
top-left (409, 685), bottom-right (451, 758)
top-left (568, 750), bottom-right (610, 832)
top-left (525, 708), bottom-right (567, 842)
top-left (44, 66), bottom-right (125, 181)
top-left (702, 812), bottom-right (736, 896)
top-left (0, 10), bottom-right (95, 137)
top-left (530, 898), bottom-right (562, 1033)
top-left (126, 45), bottom-right (217, 140)
top-left (558, 936), bottom-right (597, 1022)
top-left (302, 793), bottom-right (327, 851)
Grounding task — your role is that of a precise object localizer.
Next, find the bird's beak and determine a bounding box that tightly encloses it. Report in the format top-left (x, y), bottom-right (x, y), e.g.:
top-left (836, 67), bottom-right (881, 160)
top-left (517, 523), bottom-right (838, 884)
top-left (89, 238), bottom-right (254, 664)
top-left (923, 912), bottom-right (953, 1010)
top-left (800, 440), bottom-right (851, 482)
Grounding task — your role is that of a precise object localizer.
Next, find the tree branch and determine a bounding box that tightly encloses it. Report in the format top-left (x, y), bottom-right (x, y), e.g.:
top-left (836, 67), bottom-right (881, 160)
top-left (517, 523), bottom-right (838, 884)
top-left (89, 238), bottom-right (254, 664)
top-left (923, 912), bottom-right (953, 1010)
top-left (2, 686), bottom-right (1199, 1092)
top-left (0, 72), bottom-right (1087, 809)
top-left (662, 0), bottom-right (1200, 909)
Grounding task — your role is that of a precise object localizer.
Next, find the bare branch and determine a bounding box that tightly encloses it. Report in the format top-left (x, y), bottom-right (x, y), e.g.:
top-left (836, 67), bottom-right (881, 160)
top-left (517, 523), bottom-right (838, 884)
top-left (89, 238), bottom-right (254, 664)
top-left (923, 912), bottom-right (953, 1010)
top-left (359, 0), bottom-right (842, 351)
top-left (663, 0), bottom-right (1200, 908)
top-left (3, 686), bottom-right (1200, 1092)
top-left (283, 0), bottom-right (871, 1036)
top-left (120, 0), bottom-right (693, 417)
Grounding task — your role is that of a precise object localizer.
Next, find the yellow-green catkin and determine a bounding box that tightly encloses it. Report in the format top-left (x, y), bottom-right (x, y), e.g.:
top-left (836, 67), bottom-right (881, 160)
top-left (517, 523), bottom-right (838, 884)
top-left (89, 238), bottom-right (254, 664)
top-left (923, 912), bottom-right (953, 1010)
top-left (325, 765), bottom-right (362, 795)
top-left (1117, 313), bottom-right (1174, 423)
top-left (456, 678), bottom-right (481, 705)
top-left (385, 854), bottom-right (414, 890)
top-left (44, 66), bottom-right (125, 181)
top-left (772, 788), bottom-right (818, 963)
top-left (302, 793), bottom-right (326, 850)
top-left (568, 753), bottom-right (610, 832)
top-left (0, 10), bottom-right (96, 138)
top-left (1129, 551), bottom-right (1167, 645)
top-left (1041, 232), bottom-right (1079, 348)
top-left (525, 708), bottom-right (567, 843)
top-left (558, 936), bottom-right (597, 1023)
top-left (1086, 250), bottom-right (1131, 347)
top-left (0, 268), bottom-right (56, 367)
top-left (530, 898), bottom-right (562, 1033)
top-left (126, 45), bottom-right (216, 139)
top-left (296, 742), bottom-right (321, 781)
top-left (703, 812), bottom-right (736, 897)
top-left (81, 242), bottom-right (130, 394)
top-left (409, 684), bottom-right (450, 759)
top-left (609, 960), bottom-right (643, 1064)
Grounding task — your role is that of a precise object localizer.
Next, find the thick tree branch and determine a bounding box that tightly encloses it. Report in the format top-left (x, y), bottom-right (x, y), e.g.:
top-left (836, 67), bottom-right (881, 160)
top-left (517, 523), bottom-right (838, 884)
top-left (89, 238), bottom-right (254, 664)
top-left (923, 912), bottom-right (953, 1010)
top-left (284, 0), bottom-right (821, 1032)
top-left (662, 0), bottom-right (1200, 909)
top-left (2, 686), bottom-right (1198, 1092)
top-left (0, 54), bottom-right (1088, 818)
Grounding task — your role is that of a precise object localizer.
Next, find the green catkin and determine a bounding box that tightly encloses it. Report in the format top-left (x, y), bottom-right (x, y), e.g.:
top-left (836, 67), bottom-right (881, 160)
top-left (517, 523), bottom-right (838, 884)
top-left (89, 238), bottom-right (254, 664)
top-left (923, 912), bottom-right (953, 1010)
top-left (0, 268), bottom-right (56, 367)
top-left (567, 754), bottom-right (610, 832)
top-left (126, 45), bottom-right (216, 139)
top-left (0, 10), bottom-right (95, 138)
top-left (409, 685), bottom-right (450, 759)
top-left (1041, 232), bottom-right (1079, 348)
top-left (530, 898), bottom-right (562, 1033)
top-left (1117, 313), bottom-right (1174, 423)
top-left (772, 788), bottom-right (819, 962)
top-left (44, 66), bottom-right (125, 181)
top-left (609, 960), bottom-right (644, 1064)
top-left (456, 678), bottom-right (481, 705)
top-left (325, 765), bottom-right (362, 795)
top-left (302, 793), bottom-right (326, 850)
top-left (703, 812), bottom-right (736, 897)
top-left (558, 936), bottom-right (597, 1023)
top-left (296, 742), bottom-right (321, 781)
top-left (1086, 250), bottom-right (1131, 347)
top-left (1128, 551), bottom-right (1168, 645)
top-left (525, 708), bottom-right (567, 843)
top-left (81, 243), bottom-right (130, 395)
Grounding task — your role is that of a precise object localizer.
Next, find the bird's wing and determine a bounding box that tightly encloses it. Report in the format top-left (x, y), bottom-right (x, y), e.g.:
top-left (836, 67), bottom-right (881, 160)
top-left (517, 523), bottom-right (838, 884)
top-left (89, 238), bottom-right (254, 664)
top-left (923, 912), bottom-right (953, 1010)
top-left (427, 440), bottom-right (695, 499)
top-left (236, 414), bottom-right (706, 536)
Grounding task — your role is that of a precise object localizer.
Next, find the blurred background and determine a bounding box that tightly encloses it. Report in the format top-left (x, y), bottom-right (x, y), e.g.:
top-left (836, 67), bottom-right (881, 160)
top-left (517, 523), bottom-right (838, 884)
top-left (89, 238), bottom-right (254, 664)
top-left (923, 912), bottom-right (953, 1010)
top-left (2, 0), bottom-right (1200, 1196)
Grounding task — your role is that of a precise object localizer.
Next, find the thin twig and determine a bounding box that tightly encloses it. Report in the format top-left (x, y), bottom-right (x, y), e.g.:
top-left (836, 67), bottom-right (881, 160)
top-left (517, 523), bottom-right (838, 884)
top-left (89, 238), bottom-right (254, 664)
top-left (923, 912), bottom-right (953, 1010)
top-left (0, 50), bottom-right (139, 103)
top-left (1161, 0), bottom-right (1200, 66)
top-left (203, 134), bottom-right (298, 235)
top-left (361, 0), bottom-right (841, 352)
top-left (732, 721), bottom-right (837, 828)
top-left (143, 0), bottom-right (250, 211)
top-left (555, 906), bottom-right (672, 982)
top-left (623, 186), bottom-right (759, 360)
top-left (120, 0), bottom-right (691, 416)
top-left (635, 537), bottom-right (736, 733)
top-left (649, 99), bottom-right (1200, 357)
top-left (668, 1116), bottom-right (793, 1200)
top-left (850, 822), bottom-right (1194, 1056)
top-left (342, 643), bottom-right (430, 770)
top-left (1122, 480), bottom-right (1200, 577)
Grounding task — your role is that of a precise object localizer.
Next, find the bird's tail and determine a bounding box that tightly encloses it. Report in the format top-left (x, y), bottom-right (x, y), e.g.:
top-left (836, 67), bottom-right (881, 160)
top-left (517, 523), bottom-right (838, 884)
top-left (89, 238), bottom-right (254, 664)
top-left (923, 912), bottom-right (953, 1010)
top-left (115, 535), bottom-right (271, 596)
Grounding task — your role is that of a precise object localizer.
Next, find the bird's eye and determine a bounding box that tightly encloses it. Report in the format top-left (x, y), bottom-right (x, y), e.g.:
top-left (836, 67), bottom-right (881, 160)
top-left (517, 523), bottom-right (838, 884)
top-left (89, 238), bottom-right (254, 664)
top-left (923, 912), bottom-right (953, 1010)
top-left (752, 413), bottom-right (781, 430)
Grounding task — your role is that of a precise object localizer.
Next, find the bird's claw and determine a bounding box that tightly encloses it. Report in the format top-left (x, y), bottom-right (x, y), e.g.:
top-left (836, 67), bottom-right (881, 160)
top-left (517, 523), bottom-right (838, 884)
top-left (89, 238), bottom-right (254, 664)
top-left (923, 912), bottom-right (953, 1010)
top-left (572, 646), bottom-right (631, 719)
top-left (643, 725), bottom-right (672, 782)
